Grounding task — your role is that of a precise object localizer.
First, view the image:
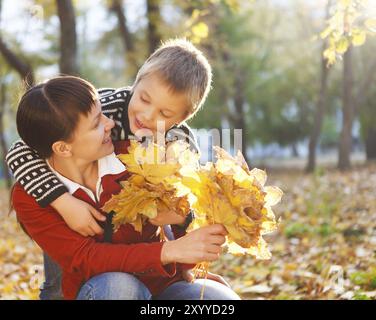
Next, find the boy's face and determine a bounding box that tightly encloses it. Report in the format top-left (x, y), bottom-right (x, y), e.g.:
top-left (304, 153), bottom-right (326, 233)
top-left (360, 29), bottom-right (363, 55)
top-left (128, 73), bottom-right (189, 138)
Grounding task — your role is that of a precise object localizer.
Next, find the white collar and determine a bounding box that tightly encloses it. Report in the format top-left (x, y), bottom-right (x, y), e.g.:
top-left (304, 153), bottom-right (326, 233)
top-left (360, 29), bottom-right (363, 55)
top-left (47, 153), bottom-right (125, 201)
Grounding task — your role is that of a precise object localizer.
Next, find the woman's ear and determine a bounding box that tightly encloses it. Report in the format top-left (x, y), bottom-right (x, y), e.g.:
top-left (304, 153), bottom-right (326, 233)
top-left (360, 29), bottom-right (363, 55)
top-left (51, 141), bottom-right (72, 157)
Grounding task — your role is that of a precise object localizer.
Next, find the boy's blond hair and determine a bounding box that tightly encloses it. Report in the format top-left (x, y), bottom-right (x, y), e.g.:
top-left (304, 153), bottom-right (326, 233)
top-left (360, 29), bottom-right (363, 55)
top-left (133, 38), bottom-right (212, 120)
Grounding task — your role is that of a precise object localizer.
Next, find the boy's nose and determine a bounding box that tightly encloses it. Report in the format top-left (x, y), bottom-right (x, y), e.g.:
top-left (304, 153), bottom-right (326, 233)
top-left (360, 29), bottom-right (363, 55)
top-left (142, 107), bottom-right (155, 122)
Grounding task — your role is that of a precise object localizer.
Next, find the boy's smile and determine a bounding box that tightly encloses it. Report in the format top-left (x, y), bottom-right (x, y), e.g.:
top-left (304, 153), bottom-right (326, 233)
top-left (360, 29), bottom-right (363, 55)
top-left (134, 116), bottom-right (149, 131)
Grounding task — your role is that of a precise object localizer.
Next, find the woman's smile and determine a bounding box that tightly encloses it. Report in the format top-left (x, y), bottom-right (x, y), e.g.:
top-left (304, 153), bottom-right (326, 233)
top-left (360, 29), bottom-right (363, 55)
top-left (102, 136), bottom-right (112, 145)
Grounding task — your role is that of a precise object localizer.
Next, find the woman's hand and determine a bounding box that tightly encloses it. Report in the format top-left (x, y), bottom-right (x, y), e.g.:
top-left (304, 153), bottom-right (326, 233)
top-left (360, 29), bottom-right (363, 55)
top-left (51, 192), bottom-right (106, 236)
top-left (182, 269), bottom-right (231, 288)
top-left (149, 207), bottom-right (186, 226)
top-left (161, 224), bottom-right (228, 265)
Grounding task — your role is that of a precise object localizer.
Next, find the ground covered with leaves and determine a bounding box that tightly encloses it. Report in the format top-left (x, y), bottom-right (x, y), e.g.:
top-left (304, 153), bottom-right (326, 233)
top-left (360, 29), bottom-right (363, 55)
top-left (1, 163), bottom-right (376, 300)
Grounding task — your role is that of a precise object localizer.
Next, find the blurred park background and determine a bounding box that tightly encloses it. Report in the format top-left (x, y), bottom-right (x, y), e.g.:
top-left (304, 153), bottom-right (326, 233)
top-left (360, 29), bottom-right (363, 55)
top-left (0, 0), bottom-right (376, 300)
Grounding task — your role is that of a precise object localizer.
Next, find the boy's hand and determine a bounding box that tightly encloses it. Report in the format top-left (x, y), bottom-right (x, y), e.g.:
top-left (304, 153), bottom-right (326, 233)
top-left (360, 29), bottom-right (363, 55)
top-left (182, 269), bottom-right (231, 288)
top-left (51, 192), bottom-right (106, 237)
top-left (149, 207), bottom-right (186, 226)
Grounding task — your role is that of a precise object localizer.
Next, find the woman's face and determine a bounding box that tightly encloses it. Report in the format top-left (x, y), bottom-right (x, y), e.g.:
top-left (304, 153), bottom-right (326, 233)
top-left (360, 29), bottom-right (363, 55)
top-left (69, 100), bottom-right (115, 163)
top-left (128, 73), bottom-right (189, 138)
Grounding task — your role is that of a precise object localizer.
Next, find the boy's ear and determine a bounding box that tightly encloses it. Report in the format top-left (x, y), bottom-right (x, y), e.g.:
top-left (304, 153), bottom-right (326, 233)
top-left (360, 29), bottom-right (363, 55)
top-left (51, 141), bottom-right (72, 157)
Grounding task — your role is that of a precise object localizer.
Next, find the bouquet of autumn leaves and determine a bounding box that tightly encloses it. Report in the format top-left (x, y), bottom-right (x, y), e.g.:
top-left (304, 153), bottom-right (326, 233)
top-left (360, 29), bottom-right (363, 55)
top-left (178, 146), bottom-right (283, 260)
top-left (101, 140), bottom-right (196, 236)
top-left (102, 139), bottom-right (282, 261)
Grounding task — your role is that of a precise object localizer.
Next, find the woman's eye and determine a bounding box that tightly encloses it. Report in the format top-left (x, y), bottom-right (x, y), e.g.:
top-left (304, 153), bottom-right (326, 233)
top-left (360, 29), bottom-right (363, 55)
top-left (160, 111), bottom-right (169, 117)
top-left (141, 96), bottom-right (149, 103)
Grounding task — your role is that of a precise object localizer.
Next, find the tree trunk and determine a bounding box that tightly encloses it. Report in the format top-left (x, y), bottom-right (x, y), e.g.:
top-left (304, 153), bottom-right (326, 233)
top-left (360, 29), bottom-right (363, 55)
top-left (0, 81), bottom-right (12, 189)
top-left (56, 0), bottom-right (79, 75)
top-left (110, 0), bottom-right (134, 52)
top-left (146, 0), bottom-right (162, 55)
top-left (365, 127), bottom-right (376, 160)
top-left (306, 1), bottom-right (331, 173)
top-left (338, 46), bottom-right (355, 170)
top-left (306, 44), bottom-right (330, 172)
top-left (0, 37), bottom-right (34, 87)
top-left (233, 71), bottom-right (249, 164)
top-left (109, 0), bottom-right (138, 78)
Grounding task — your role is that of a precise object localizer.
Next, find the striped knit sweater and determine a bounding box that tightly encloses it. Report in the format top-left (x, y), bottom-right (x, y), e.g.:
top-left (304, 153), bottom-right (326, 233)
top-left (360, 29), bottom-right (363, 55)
top-left (6, 87), bottom-right (200, 207)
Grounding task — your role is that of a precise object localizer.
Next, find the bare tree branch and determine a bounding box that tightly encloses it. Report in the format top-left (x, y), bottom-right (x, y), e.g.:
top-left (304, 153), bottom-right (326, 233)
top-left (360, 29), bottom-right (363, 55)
top-left (0, 37), bottom-right (34, 87)
top-left (110, 0), bottom-right (135, 52)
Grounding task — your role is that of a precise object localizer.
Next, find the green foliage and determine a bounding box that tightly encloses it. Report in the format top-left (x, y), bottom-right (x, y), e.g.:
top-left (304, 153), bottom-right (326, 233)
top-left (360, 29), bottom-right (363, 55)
top-left (284, 221), bottom-right (337, 238)
top-left (320, 113), bottom-right (340, 148)
top-left (353, 292), bottom-right (372, 300)
top-left (350, 268), bottom-right (376, 289)
top-left (284, 222), bottom-right (311, 238)
top-left (316, 222), bottom-right (335, 237)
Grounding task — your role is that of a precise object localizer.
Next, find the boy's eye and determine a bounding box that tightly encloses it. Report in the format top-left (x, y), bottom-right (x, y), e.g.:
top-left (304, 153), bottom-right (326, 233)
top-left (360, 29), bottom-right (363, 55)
top-left (141, 96), bottom-right (149, 103)
top-left (160, 111), bottom-right (170, 118)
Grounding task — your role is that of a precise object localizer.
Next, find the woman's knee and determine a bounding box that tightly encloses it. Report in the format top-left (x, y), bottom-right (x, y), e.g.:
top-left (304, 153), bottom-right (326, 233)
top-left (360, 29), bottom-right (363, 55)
top-left (199, 280), bottom-right (241, 300)
top-left (156, 279), bottom-right (241, 300)
top-left (77, 272), bottom-right (152, 300)
top-left (183, 279), bottom-right (241, 300)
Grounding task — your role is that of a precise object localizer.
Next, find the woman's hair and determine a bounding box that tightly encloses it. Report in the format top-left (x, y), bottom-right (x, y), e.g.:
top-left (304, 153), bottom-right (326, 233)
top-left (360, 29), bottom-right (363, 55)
top-left (16, 76), bottom-right (97, 158)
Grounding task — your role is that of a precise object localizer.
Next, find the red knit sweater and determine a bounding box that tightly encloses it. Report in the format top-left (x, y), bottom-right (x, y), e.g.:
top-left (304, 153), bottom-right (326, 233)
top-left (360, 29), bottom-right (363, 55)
top-left (12, 141), bottom-right (191, 299)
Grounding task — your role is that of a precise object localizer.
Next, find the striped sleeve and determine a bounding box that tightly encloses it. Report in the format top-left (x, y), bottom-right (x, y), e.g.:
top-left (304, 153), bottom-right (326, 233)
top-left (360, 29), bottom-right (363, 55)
top-left (98, 87), bottom-right (131, 141)
top-left (97, 88), bottom-right (116, 96)
top-left (6, 140), bottom-right (68, 207)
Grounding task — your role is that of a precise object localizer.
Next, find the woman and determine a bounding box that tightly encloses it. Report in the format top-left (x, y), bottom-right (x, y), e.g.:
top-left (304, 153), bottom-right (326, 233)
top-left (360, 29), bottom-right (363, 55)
top-left (12, 75), bottom-right (240, 300)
